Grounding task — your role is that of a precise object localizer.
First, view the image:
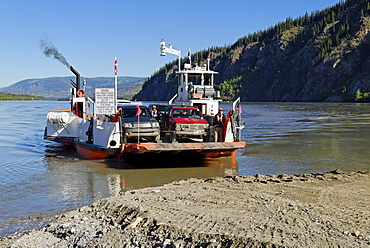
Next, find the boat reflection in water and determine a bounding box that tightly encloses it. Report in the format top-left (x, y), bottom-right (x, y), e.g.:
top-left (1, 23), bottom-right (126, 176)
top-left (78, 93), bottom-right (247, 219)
top-left (79, 153), bottom-right (239, 194)
top-left (44, 142), bottom-right (238, 203)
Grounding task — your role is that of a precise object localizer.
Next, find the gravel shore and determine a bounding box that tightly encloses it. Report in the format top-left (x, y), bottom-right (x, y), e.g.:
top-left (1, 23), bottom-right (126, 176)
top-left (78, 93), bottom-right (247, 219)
top-left (1, 170), bottom-right (369, 247)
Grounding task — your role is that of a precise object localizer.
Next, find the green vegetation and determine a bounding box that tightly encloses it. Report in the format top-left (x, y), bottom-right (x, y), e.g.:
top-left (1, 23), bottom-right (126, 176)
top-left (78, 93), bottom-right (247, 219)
top-left (0, 92), bottom-right (46, 100)
top-left (219, 67), bottom-right (261, 101)
top-left (219, 76), bottom-right (242, 101)
top-left (355, 88), bottom-right (370, 102)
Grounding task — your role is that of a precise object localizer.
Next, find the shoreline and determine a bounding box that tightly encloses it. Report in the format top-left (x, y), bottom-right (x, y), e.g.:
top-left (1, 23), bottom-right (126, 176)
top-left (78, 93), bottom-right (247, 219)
top-left (2, 170), bottom-right (370, 247)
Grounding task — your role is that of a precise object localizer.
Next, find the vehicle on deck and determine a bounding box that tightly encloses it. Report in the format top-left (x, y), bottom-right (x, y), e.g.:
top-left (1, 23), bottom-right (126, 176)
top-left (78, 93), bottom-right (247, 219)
top-left (161, 106), bottom-right (209, 142)
top-left (119, 105), bottom-right (160, 143)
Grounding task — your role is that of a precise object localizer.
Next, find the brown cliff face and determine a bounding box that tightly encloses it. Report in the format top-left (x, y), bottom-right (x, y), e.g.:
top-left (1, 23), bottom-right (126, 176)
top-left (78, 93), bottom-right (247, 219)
top-left (134, 0), bottom-right (370, 102)
top-left (135, 68), bottom-right (178, 101)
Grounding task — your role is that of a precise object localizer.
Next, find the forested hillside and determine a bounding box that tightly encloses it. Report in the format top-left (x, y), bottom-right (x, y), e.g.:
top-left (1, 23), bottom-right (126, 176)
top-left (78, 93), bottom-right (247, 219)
top-left (0, 76), bottom-right (145, 100)
top-left (134, 0), bottom-right (370, 102)
top-left (0, 93), bottom-right (46, 101)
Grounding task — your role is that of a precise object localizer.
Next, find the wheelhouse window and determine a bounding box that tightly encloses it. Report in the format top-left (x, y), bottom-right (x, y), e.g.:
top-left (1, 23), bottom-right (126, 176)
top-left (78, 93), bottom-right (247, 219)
top-left (204, 74), bottom-right (212, 85)
top-left (188, 74), bottom-right (202, 85)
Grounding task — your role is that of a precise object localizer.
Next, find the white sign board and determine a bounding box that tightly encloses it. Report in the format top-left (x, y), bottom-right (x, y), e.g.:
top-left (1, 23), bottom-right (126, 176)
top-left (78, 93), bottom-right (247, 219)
top-left (95, 88), bottom-right (116, 115)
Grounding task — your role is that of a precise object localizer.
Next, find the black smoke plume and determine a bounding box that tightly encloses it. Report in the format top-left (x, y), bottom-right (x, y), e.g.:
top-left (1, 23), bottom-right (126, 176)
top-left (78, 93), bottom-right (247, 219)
top-left (39, 39), bottom-right (70, 67)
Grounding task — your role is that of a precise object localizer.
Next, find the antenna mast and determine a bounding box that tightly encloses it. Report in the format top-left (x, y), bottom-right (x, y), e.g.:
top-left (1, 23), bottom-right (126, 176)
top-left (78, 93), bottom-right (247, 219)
top-left (160, 40), bottom-right (181, 71)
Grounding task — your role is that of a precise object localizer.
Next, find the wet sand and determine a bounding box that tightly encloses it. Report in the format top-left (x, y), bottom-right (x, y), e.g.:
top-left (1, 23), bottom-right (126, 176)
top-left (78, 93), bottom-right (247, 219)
top-left (1, 170), bottom-right (370, 247)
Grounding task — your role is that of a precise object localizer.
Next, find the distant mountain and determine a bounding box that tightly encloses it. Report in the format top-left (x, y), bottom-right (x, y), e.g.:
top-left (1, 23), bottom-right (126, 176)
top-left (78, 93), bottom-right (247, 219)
top-left (134, 0), bottom-right (370, 102)
top-left (0, 76), bottom-right (145, 99)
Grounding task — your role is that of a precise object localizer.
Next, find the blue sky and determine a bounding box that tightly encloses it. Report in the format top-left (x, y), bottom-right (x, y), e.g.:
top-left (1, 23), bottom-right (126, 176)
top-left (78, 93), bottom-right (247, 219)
top-left (0, 0), bottom-right (341, 87)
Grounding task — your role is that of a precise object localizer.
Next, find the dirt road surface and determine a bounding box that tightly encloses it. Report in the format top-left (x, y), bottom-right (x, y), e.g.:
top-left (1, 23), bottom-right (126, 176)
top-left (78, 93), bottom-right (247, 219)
top-left (1, 170), bottom-right (370, 247)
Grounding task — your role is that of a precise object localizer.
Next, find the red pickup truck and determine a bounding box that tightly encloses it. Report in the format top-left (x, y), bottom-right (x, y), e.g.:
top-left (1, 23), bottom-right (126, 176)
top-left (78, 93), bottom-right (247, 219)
top-left (161, 106), bottom-right (210, 142)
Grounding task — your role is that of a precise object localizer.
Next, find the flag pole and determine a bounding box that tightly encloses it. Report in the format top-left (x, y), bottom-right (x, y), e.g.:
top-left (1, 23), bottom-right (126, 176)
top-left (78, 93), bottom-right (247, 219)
top-left (188, 48), bottom-right (191, 65)
top-left (114, 57), bottom-right (118, 108)
top-left (136, 106), bottom-right (141, 144)
top-left (83, 77), bottom-right (86, 91)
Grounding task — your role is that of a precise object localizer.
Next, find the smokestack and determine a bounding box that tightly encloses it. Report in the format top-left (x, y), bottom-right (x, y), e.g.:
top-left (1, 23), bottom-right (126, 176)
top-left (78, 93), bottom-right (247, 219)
top-left (70, 66), bottom-right (81, 90)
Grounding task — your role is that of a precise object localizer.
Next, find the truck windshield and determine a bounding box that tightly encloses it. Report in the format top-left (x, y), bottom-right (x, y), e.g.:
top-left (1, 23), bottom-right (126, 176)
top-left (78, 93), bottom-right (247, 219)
top-left (172, 108), bottom-right (202, 118)
top-left (119, 107), bottom-right (151, 118)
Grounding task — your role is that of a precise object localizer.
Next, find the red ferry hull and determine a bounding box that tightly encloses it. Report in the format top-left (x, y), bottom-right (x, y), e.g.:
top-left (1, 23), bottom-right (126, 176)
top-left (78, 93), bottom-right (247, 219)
top-left (73, 140), bottom-right (120, 160)
top-left (122, 142), bottom-right (246, 157)
top-left (73, 139), bottom-right (246, 160)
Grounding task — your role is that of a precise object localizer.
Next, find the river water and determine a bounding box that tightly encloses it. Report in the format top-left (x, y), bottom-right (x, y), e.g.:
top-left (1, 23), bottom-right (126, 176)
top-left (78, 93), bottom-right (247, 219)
top-left (0, 101), bottom-right (369, 237)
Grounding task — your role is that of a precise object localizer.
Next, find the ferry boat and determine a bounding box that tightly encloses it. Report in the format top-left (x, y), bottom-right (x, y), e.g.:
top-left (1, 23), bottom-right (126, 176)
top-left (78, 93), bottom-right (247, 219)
top-left (44, 41), bottom-right (246, 160)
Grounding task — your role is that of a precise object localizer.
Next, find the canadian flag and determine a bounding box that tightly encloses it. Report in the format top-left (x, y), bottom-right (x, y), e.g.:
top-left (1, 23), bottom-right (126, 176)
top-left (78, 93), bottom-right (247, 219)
top-left (136, 106), bottom-right (142, 116)
top-left (114, 57), bottom-right (118, 75)
top-left (237, 104), bottom-right (242, 114)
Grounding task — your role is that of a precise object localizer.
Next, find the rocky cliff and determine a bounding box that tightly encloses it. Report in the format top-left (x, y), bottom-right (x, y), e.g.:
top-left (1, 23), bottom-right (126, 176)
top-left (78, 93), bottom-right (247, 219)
top-left (134, 0), bottom-right (370, 102)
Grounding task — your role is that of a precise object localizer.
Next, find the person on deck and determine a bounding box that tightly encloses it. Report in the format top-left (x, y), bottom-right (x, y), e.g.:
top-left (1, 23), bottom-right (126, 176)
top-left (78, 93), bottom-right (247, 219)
top-left (111, 107), bottom-right (122, 122)
top-left (150, 105), bottom-right (159, 120)
top-left (213, 108), bottom-right (226, 142)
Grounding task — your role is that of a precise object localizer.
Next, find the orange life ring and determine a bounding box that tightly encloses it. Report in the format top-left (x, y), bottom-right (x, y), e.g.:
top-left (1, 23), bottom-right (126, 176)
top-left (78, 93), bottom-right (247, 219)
top-left (77, 89), bottom-right (85, 97)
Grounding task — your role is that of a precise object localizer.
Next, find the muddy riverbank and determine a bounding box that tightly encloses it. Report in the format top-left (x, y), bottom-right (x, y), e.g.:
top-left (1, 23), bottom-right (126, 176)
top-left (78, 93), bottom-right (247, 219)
top-left (1, 170), bottom-right (370, 247)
